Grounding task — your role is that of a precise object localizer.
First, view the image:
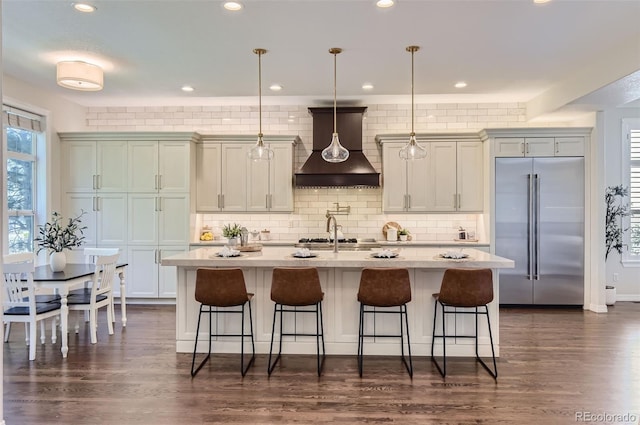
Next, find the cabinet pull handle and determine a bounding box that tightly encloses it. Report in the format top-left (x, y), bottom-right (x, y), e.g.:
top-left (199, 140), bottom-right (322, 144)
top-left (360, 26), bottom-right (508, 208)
top-left (217, 194), bottom-right (221, 208)
top-left (269, 194), bottom-right (273, 209)
top-left (266, 194), bottom-right (269, 209)
top-left (521, 142), bottom-right (525, 154)
top-left (525, 142), bottom-right (529, 154)
top-left (555, 141), bottom-right (559, 154)
top-left (457, 193), bottom-right (461, 210)
top-left (453, 193), bottom-right (457, 209)
top-left (154, 175), bottom-right (159, 190)
top-left (92, 175), bottom-right (97, 190)
top-left (97, 175), bottom-right (101, 190)
top-left (155, 249), bottom-right (160, 264)
top-left (407, 194), bottom-right (411, 209)
top-left (221, 194), bottom-right (225, 209)
top-left (93, 197), bottom-right (97, 212)
top-left (158, 175), bottom-right (162, 190)
top-left (156, 197), bottom-right (162, 212)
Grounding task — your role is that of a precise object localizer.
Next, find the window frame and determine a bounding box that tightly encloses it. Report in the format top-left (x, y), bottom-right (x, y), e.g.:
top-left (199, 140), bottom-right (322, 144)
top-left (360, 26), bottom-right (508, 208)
top-left (621, 117), bottom-right (640, 264)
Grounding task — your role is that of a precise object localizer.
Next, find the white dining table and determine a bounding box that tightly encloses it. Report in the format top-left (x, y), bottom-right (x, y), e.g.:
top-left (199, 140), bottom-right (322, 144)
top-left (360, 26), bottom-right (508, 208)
top-left (31, 262), bottom-right (128, 358)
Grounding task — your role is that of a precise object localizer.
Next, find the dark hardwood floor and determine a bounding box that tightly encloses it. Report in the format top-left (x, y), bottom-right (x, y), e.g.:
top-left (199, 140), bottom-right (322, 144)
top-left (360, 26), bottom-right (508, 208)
top-left (3, 303), bottom-right (639, 424)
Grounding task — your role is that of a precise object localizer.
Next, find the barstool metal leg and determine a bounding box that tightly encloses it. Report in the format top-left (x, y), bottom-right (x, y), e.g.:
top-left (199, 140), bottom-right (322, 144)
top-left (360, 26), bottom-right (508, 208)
top-left (267, 303), bottom-right (281, 375)
top-left (401, 304), bottom-right (413, 377)
top-left (474, 305), bottom-right (498, 379)
top-left (358, 303), bottom-right (365, 377)
top-left (431, 300), bottom-right (447, 378)
top-left (191, 305), bottom-right (213, 377)
top-left (240, 301), bottom-right (256, 377)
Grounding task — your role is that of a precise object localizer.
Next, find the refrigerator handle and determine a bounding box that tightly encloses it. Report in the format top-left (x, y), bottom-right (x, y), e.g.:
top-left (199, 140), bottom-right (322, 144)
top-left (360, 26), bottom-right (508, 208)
top-left (527, 174), bottom-right (533, 280)
top-left (534, 174), bottom-right (540, 280)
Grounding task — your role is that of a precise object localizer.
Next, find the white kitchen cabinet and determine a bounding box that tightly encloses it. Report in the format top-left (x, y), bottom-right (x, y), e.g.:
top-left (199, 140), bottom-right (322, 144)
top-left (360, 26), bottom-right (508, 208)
top-left (127, 245), bottom-right (187, 298)
top-left (65, 192), bottom-right (128, 246)
top-left (62, 140), bottom-right (128, 193)
top-left (379, 134), bottom-right (483, 212)
top-left (128, 193), bottom-right (190, 245)
top-left (128, 140), bottom-right (191, 193)
top-left (493, 135), bottom-right (585, 157)
top-left (196, 136), bottom-right (297, 212)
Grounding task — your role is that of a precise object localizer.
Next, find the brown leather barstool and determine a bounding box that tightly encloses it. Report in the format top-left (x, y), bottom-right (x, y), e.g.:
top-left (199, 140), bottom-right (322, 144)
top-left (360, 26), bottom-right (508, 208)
top-left (431, 268), bottom-right (497, 379)
top-left (268, 267), bottom-right (325, 377)
top-left (357, 268), bottom-right (413, 378)
top-left (191, 268), bottom-right (255, 377)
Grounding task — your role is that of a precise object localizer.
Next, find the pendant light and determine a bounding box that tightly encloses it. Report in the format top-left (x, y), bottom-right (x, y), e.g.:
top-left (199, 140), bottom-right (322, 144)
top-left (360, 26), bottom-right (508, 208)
top-left (248, 48), bottom-right (274, 161)
top-left (399, 45), bottom-right (427, 160)
top-left (322, 47), bottom-right (349, 163)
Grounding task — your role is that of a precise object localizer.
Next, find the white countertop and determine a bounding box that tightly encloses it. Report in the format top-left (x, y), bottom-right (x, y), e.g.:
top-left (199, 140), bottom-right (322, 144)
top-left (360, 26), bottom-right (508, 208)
top-left (163, 246), bottom-right (513, 269)
top-left (189, 240), bottom-right (490, 247)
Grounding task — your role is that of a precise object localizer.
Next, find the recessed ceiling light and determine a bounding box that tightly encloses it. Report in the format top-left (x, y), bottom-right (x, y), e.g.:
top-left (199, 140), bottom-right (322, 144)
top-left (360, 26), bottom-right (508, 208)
top-left (73, 3), bottom-right (96, 13)
top-left (223, 2), bottom-right (243, 11)
top-left (362, 83), bottom-right (374, 90)
top-left (181, 85), bottom-right (194, 92)
top-left (376, 0), bottom-right (395, 8)
top-left (269, 84), bottom-right (282, 91)
top-left (454, 81), bottom-right (467, 88)
top-left (533, 0), bottom-right (552, 3)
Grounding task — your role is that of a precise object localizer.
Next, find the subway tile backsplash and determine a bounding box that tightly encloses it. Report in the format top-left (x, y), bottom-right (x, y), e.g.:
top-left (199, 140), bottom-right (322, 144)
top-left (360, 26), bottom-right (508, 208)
top-left (87, 101), bottom-right (566, 242)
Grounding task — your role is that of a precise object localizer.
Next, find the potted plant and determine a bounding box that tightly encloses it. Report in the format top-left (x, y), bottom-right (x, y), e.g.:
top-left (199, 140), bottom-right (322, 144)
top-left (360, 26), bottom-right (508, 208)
top-left (35, 211), bottom-right (87, 272)
top-left (222, 223), bottom-right (242, 246)
top-left (605, 185), bottom-right (629, 305)
top-left (398, 228), bottom-right (410, 242)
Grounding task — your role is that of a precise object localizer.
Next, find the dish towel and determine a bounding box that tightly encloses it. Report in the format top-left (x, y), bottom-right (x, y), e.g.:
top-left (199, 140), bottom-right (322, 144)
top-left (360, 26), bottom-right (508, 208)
top-left (218, 246), bottom-right (240, 257)
top-left (294, 248), bottom-right (313, 257)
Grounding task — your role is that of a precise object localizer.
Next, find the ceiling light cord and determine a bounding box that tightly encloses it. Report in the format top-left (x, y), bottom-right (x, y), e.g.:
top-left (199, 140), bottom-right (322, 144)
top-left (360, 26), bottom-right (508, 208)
top-left (248, 48), bottom-right (274, 161)
top-left (399, 45), bottom-right (427, 161)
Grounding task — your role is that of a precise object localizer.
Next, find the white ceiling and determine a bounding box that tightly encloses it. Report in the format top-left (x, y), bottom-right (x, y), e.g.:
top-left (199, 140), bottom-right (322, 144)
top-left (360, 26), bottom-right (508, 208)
top-left (3, 0), bottom-right (640, 119)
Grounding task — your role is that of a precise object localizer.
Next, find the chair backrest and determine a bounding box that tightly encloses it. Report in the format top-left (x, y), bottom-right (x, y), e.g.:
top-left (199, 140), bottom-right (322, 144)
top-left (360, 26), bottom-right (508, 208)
top-left (195, 268), bottom-right (250, 307)
top-left (358, 268), bottom-right (411, 307)
top-left (271, 267), bottom-right (323, 306)
top-left (2, 255), bottom-right (36, 314)
top-left (89, 253), bottom-right (120, 300)
top-left (438, 268), bottom-right (494, 307)
top-left (84, 248), bottom-right (120, 264)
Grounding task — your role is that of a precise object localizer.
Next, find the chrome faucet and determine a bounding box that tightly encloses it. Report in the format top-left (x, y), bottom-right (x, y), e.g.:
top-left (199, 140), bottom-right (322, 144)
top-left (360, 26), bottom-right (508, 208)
top-left (326, 212), bottom-right (339, 253)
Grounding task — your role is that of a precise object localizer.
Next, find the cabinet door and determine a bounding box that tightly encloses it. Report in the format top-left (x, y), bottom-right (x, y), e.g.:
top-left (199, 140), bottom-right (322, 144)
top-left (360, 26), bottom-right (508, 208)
top-left (158, 194), bottom-right (190, 245)
top-left (63, 142), bottom-right (96, 192)
top-left (158, 141), bottom-right (190, 192)
top-left (158, 246), bottom-right (188, 298)
top-left (127, 246), bottom-right (159, 298)
top-left (195, 144), bottom-right (221, 212)
top-left (247, 150), bottom-right (270, 212)
top-left (128, 141), bottom-right (158, 192)
top-left (128, 194), bottom-right (158, 245)
top-left (220, 144), bottom-right (248, 211)
top-left (428, 142), bottom-right (456, 211)
top-left (96, 141), bottom-right (128, 192)
top-left (382, 144), bottom-right (408, 212)
top-left (494, 138), bottom-right (524, 157)
top-left (456, 141), bottom-right (484, 212)
top-left (555, 137), bottom-right (584, 156)
top-left (525, 137), bottom-right (555, 157)
top-left (96, 194), bottom-right (128, 245)
top-left (65, 193), bottom-right (97, 246)
top-left (269, 144), bottom-right (294, 212)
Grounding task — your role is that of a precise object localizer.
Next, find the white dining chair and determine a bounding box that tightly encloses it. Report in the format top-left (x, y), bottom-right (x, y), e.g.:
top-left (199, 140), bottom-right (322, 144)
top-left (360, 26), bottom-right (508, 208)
top-left (2, 253), bottom-right (62, 361)
top-left (67, 252), bottom-right (119, 344)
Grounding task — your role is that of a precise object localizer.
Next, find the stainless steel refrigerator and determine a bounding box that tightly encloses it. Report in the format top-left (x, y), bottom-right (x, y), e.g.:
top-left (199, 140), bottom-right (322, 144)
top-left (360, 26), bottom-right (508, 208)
top-left (495, 157), bottom-right (584, 305)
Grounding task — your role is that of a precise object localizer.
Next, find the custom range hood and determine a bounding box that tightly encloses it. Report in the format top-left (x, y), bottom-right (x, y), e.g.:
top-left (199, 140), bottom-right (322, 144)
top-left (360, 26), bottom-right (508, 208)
top-left (295, 107), bottom-right (380, 187)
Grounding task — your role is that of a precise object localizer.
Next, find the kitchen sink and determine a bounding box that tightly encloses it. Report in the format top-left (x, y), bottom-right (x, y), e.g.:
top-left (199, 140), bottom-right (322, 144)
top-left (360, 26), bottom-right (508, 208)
top-left (294, 243), bottom-right (379, 251)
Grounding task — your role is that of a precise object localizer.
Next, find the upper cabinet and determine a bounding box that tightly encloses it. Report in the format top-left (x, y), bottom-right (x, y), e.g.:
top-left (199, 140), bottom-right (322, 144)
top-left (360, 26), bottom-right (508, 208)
top-left (377, 133), bottom-right (484, 213)
top-left (489, 129), bottom-right (588, 158)
top-left (128, 140), bottom-right (191, 192)
top-left (62, 139), bottom-right (128, 193)
top-left (195, 136), bottom-right (297, 213)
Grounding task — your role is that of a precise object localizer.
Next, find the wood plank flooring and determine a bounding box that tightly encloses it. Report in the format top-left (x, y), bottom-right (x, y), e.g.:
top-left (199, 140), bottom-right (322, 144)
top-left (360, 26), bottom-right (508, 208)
top-left (3, 303), bottom-right (640, 424)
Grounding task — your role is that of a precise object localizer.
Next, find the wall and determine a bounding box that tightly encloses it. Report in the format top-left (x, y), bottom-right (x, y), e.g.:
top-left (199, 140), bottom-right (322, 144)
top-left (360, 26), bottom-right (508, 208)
top-left (85, 101), bottom-right (566, 242)
top-left (603, 107), bottom-right (640, 301)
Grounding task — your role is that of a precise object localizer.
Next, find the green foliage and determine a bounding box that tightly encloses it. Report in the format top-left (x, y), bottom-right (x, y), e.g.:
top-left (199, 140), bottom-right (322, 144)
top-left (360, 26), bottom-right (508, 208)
top-left (398, 228), bottom-right (410, 236)
top-left (222, 223), bottom-right (242, 238)
top-left (605, 185), bottom-right (629, 261)
top-left (35, 211), bottom-right (87, 254)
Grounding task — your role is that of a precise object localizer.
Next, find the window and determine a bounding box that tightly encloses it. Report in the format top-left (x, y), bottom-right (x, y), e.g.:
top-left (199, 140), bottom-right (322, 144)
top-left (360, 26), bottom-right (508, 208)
top-left (3, 106), bottom-right (43, 254)
top-left (623, 118), bottom-right (640, 262)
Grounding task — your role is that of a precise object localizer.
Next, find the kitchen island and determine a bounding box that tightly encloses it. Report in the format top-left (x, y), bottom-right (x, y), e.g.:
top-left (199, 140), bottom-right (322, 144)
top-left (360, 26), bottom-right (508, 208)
top-left (162, 246), bottom-right (514, 357)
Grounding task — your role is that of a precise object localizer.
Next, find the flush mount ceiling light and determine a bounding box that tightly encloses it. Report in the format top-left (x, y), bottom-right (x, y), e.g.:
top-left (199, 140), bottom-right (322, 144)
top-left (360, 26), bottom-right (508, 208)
top-left (322, 47), bottom-right (349, 163)
top-left (399, 46), bottom-right (427, 160)
top-left (269, 83), bottom-right (282, 91)
top-left (181, 85), bottom-right (194, 92)
top-left (248, 48), bottom-right (274, 161)
top-left (73, 3), bottom-right (96, 13)
top-left (454, 81), bottom-right (467, 88)
top-left (362, 83), bottom-right (374, 90)
top-left (56, 61), bottom-right (103, 91)
top-left (223, 1), bottom-right (243, 11)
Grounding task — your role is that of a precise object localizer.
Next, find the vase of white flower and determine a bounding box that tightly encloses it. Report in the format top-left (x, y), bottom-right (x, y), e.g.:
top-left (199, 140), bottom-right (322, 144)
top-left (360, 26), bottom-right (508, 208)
top-left (35, 211), bottom-right (87, 272)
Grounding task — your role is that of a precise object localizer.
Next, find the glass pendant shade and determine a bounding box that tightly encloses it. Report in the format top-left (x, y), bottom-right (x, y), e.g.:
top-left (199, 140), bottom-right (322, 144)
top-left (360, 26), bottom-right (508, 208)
top-left (322, 47), bottom-right (349, 163)
top-left (322, 132), bottom-right (349, 162)
top-left (248, 48), bottom-right (274, 161)
top-left (400, 45), bottom-right (427, 161)
top-left (248, 134), bottom-right (274, 161)
top-left (399, 133), bottom-right (427, 160)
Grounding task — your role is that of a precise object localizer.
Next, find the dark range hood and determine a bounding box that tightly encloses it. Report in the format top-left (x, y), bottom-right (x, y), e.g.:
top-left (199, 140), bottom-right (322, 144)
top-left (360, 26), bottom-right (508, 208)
top-left (295, 106), bottom-right (380, 187)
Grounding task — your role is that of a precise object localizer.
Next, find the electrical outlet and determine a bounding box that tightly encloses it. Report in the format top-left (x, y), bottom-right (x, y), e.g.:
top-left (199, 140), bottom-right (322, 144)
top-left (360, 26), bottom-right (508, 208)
top-left (613, 273), bottom-right (619, 282)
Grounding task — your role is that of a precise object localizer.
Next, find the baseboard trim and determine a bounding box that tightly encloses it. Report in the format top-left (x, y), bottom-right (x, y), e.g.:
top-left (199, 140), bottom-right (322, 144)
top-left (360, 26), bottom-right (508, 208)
top-left (616, 294), bottom-right (640, 302)
top-left (587, 303), bottom-right (608, 313)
